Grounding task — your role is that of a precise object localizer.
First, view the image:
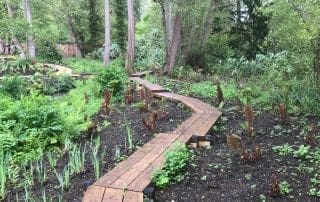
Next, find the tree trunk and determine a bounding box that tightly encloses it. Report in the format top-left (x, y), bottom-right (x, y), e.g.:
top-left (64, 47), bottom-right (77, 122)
top-left (236, 0), bottom-right (241, 23)
top-left (200, 0), bottom-right (215, 49)
top-left (162, 1), bottom-right (182, 73)
top-left (164, 12), bottom-right (181, 73)
top-left (104, 0), bottom-right (111, 67)
top-left (6, 0), bottom-right (26, 59)
top-left (24, 0), bottom-right (36, 59)
top-left (67, 16), bottom-right (84, 57)
top-left (125, 0), bottom-right (135, 74)
top-left (313, 32), bottom-right (320, 83)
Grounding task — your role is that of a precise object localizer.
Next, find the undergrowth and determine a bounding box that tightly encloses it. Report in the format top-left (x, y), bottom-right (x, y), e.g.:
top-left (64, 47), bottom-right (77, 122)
top-left (152, 142), bottom-right (192, 188)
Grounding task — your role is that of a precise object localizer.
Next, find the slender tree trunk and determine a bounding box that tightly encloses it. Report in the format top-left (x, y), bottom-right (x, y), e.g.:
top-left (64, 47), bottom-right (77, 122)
top-left (24, 0), bottom-right (36, 59)
top-left (163, 1), bottom-right (181, 73)
top-left (200, 0), bottom-right (215, 49)
top-left (236, 0), bottom-right (241, 23)
top-left (313, 32), bottom-right (320, 83)
top-left (104, 0), bottom-right (111, 67)
top-left (6, 0), bottom-right (26, 59)
top-left (67, 16), bottom-right (84, 57)
top-left (164, 12), bottom-right (181, 73)
top-left (125, 0), bottom-right (135, 74)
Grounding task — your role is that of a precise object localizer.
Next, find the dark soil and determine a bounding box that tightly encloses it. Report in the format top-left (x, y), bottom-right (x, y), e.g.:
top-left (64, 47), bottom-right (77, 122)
top-left (154, 101), bottom-right (320, 202)
top-left (4, 94), bottom-right (192, 201)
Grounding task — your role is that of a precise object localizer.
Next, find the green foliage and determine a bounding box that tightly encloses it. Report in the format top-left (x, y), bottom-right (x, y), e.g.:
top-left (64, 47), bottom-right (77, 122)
top-left (0, 93), bottom-right (64, 161)
top-left (205, 33), bottom-right (234, 67)
top-left (87, 0), bottom-right (103, 53)
top-left (96, 58), bottom-right (127, 97)
top-left (37, 40), bottom-right (62, 63)
top-left (153, 142), bottom-right (191, 188)
top-left (272, 144), bottom-right (293, 156)
top-left (191, 81), bottom-right (215, 98)
top-left (279, 181), bottom-right (291, 195)
top-left (63, 58), bottom-right (105, 74)
top-left (112, 0), bottom-right (127, 53)
top-left (0, 76), bottom-right (27, 99)
top-left (135, 6), bottom-right (165, 69)
top-left (294, 145), bottom-right (311, 159)
top-left (38, 75), bottom-right (75, 95)
top-left (0, 59), bottom-right (34, 76)
top-left (230, 0), bottom-right (269, 58)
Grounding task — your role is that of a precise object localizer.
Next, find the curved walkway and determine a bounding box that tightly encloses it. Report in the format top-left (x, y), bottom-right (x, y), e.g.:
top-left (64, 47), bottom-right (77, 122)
top-left (83, 73), bottom-right (222, 202)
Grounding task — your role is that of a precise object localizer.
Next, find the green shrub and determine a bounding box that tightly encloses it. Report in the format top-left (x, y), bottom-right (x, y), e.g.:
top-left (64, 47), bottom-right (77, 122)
top-left (152, 142), bottom-right (191, 188)
top-left (63, 58), bottom-right (104, 73)
top-left (54, 77), bottom-right (103, 138)
top-left (37, 40), bottom-right (62, 63)
top-left (0, 76), bottom-right (27, 99)
top-left (95, 57), bottom-right (127, 98)
top-left (0, 93), bottom-right (64, 161)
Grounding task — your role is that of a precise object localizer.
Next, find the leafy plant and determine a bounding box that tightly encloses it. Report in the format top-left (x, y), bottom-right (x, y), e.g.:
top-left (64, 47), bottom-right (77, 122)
top-left (152, 142), bottom-right (191, 188)
top-left (272, 144), bottom-right (293, 156)
top-left (68, 144), bottom-right (87, 174)
top-left (125, 120), bottom-right (133, 151)
top-left (91, 137), bottom-right (106, 180)
top-left (0, 152), bottom-right (6, 199)
top-left (294, 145), bottom-right (311, 159)
top-left (95, 57), bottom-right (127, 99)
top-left (279, 181), bottom-right (291, 195)
top-left (0, 76), bottom-right (27, 99)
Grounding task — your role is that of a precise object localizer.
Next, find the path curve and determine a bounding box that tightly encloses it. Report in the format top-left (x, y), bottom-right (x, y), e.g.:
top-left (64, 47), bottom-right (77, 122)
top-left (83, 73), bottom-right (222, 202)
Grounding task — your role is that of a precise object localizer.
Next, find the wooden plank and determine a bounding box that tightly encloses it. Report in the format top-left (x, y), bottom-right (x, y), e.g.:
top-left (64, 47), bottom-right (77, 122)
top-left (131, 71), bottom-right (153, 77)
top-left (196, 113), bottom-right (221, 137)
top-left (173, 113), bottom-right (202, 135)
top-left (94, 134), bottom-right (169, 187)
top-left (129, 77), bottom-right (167, 92)
top-left (102, 188), bottom-right (123, 202)
top-left (82, 185), bottom-right (106, 202)
top-left (153, 92), bottom-right (187, 102)
top-left (123, 191), bottom-right (144, 202)
top-left (128, 155), bottom-right (165, 192)
top-left (110, 134), bottom-right (180, 189)
top-left (177, 113), bottom-right (213, 143)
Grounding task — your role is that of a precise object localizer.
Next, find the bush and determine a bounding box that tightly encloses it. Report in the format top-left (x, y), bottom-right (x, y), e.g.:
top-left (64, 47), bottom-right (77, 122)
top-left (152, 142), bottom-right (191, 188)
top-left (63, 58), bottom-right (104, 73)
top-left (37, 40), bottom-right (62, 63)
top-left (0, 76), bottom-right (27, 99)
top-left (95, 57), bottom-right (127, 98)
top-left (0, 93), bottom-right (65, 161)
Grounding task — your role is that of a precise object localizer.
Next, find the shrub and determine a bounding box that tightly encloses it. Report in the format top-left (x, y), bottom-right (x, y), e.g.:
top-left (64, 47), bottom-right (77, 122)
top-left (95, 57), bottom-right (127, 98)
top-left (0, 76), bottom-right (27, 99)
top-left (0, 93), bottom-right (65, 161)
top-left (152, 142), bottom-right (191, 188)
top-left (37, 40), bottom-right (62, 63)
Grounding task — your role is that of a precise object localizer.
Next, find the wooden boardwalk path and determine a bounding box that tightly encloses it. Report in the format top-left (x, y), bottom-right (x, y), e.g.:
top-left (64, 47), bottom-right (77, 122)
top-left (83, 74), bottom-right (222, 202)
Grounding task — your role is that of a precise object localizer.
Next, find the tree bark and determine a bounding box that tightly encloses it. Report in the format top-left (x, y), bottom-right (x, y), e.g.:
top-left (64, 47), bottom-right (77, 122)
top-left (200, 0), bottom-right (215, 49)
top-left (67, 16), bottom-right (84, 57)
top-left (24, 0), bottom-right (36, 59)
top-left (125, 0), bottom-right (135, 74)
top-left (162, 1), bottom-right (182, 73)
top-left (236, 0), bottom-right (241, 23)
top-left (6, 0), bottom-right (26, 59)
top-left (104, 0), bottom-right (111, 67)
top-left (164, 12), bottom-right (181, 73)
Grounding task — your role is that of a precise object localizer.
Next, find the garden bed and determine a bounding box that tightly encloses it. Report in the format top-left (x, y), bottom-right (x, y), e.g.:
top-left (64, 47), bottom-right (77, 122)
top-left (4, 90), bottom-right (192, 201)
top-left (154, 101), bottom-right (320, 201)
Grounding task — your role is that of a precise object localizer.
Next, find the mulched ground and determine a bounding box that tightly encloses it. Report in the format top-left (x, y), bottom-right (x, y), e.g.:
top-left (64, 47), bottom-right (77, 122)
top-left (154, 101), bottom-right (320, 202)
top-left (4, 92), bottom-right (192, 201)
